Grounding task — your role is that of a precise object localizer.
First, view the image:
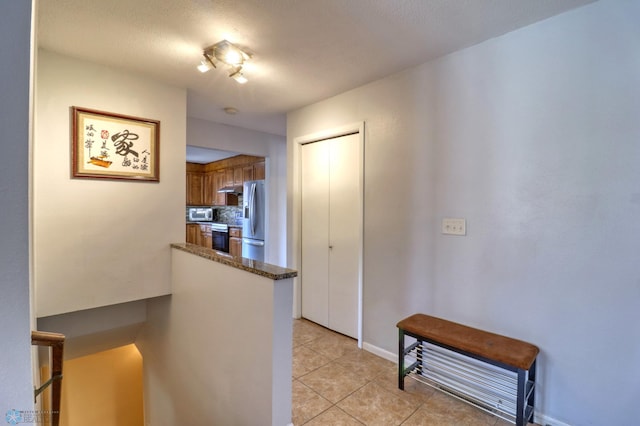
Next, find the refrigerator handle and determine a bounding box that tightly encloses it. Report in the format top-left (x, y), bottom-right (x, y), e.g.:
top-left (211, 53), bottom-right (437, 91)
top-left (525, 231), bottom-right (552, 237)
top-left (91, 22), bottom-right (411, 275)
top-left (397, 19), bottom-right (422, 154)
top-left (243, 238), bottom-right (264, 247)
top-left (250, 183), bottom-right (257, 235)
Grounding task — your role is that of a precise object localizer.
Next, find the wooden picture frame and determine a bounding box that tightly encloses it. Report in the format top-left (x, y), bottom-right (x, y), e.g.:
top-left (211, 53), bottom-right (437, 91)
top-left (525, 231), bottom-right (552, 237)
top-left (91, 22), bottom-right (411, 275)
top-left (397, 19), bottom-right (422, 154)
top-left (72, 106), bottom-right (160, 182)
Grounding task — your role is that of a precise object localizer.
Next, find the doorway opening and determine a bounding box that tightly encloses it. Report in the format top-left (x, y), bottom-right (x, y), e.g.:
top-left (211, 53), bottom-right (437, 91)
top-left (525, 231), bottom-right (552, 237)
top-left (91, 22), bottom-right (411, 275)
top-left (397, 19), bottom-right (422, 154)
top-left (185, 146), bottom-right (268, 261)
top-left (58, 344), bottom-right (144, 425)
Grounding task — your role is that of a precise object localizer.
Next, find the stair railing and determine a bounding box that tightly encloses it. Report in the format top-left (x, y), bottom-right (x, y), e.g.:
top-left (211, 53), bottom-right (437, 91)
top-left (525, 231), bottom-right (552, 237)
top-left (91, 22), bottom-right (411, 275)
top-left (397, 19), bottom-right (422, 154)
top-left (31, 331), bottom-right (65, 426)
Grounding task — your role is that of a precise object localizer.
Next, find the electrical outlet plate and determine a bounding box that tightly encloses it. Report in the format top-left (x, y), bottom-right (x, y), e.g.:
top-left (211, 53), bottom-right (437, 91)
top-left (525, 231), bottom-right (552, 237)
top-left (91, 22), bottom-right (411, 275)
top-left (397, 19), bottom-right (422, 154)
top-left (442, 217), bottom-right (466, 236)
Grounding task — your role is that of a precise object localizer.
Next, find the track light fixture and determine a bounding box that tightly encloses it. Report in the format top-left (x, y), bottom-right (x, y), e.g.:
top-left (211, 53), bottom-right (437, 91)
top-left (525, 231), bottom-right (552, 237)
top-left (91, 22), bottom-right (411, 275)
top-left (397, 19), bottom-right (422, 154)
top-left (199, 40), bottom-right (251, 84)
top-left (229, 67), bottom-right (248, 84)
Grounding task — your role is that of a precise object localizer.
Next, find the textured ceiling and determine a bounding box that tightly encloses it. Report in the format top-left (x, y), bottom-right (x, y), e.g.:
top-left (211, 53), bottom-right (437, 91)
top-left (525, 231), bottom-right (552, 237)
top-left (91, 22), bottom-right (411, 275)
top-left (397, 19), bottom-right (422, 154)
top-left (37, 0), bottom-right (596, 136)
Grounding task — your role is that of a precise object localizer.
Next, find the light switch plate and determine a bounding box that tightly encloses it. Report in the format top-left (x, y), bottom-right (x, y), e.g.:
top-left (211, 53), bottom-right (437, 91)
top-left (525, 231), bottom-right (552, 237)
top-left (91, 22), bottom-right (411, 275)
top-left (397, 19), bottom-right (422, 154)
top-left (442, 218), bottom-right (466, 236)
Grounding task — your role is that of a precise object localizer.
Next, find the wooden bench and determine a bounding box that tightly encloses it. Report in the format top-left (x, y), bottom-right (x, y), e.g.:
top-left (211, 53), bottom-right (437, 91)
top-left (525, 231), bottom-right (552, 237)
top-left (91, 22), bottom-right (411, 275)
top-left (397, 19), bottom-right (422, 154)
top-left (397, 314), bottom-right (539, 426)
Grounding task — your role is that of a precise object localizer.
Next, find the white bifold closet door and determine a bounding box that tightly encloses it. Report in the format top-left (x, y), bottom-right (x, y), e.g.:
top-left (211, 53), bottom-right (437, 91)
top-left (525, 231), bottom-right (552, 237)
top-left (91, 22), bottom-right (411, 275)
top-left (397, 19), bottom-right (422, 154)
top-left (301, 133), bottom-right (361, 339)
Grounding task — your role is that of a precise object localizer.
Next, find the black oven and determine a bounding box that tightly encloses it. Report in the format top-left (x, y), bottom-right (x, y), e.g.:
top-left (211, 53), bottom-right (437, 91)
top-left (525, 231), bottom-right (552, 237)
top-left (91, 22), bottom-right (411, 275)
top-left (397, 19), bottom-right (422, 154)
top-left (211, 223), bottom-right (229, 252)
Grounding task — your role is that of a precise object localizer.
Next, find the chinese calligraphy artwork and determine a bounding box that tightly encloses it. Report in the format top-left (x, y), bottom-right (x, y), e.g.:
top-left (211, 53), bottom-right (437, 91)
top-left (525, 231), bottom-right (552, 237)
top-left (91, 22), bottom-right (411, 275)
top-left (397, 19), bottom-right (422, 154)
top-left (72, 107), bottom-right (160, 181)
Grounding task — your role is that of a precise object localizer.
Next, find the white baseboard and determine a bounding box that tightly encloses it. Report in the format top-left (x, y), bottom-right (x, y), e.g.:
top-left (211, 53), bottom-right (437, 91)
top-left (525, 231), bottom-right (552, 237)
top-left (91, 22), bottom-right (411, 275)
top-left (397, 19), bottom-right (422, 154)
top-left (362, 342), bottom-right (572, 426)
top-left (534, 413), bottom-right (572, 426)
top-left (362, 341), bottom-right (397, 363)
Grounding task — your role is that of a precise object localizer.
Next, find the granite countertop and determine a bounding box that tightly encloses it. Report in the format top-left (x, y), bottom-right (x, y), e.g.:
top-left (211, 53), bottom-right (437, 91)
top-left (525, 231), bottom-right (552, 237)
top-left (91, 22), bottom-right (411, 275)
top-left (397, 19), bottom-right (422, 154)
top-left (186, 222), bottom-right (243, 227)
top-left (171, 243), bottom-right (297, 280)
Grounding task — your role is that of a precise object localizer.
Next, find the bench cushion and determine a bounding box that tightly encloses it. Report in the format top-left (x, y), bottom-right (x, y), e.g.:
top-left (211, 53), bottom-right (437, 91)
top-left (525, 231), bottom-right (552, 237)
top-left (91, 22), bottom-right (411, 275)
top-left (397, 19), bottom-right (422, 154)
top-left (397, 314), bottom-right (539, 370)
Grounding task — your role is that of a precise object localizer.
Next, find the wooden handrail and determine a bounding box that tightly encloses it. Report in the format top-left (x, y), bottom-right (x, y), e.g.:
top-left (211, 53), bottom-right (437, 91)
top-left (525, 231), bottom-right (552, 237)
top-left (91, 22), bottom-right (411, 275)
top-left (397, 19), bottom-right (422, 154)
top-left (32, 330), bottom-right (65, 346)
top-left (32, 330), bottom-right (65, 426)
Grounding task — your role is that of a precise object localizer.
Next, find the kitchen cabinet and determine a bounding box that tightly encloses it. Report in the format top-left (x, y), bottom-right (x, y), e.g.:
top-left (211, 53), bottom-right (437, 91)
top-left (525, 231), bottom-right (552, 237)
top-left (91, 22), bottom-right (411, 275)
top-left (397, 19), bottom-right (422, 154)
top-left (229, 227), bottom-right (242, 257)
top-left (225, 193), bottom-right (239, 207)
top-left (242, 165), bottom-right (254, 183)
top-left (212, 169), bottom-right (239, 206)
top-left (187, 157), bottom-right (264, 207)
top-left (200, 224), bottom-right (212, 249)
top-left (186, 223), bottom-right (214, 248)
top-left (214, 170), bottom-right (226, 205)
top-left (224, 168), bottom-right (234, 187)
top-left (300, 133), bottom-right (362, 339)
top-left (202, 171), bottom-right (215, 206)
top-left (186, 171), bottom-right (204, 205)
top-left (186, 223), bottom-right (200, 245)
top-left (233, 167), bottom-right (244, 186)
top-left (242, 161), bottom-right (264, 181)
top-left (254, 161), bottom-right (265, 180)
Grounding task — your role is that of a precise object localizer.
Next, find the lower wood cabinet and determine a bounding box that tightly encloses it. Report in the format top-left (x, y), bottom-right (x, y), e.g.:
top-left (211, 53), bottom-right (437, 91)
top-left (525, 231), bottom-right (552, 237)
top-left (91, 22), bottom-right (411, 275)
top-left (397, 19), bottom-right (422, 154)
top-left (200, 224), bottom-right (212, 249)
top-left (186, 223), bottom-right (213, 249)
top-left (229, 227), bottom-right (242, 257)
top-left (186, 224), bottom-right (200, 245)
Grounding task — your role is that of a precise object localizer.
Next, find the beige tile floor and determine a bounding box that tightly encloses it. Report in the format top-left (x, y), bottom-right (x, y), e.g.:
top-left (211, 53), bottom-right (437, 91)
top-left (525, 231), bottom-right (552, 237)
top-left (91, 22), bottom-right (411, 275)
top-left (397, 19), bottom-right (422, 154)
top-left (292, 319), bottom-right (536, 426)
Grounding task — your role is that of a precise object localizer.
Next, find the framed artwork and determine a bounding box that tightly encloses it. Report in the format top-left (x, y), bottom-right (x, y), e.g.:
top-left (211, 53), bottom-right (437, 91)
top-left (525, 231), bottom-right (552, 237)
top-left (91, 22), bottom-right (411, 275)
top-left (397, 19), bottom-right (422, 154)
top-left (72, 106), bottom-right (160, 181)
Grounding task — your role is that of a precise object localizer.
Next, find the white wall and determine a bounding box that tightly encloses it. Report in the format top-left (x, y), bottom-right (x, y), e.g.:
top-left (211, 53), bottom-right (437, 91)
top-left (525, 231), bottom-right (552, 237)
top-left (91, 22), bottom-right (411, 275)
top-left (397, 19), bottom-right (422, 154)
top-left (137, 249), bottom-right (293, 425)
top-left (287, 1), bottom-right (640, 424)
top-left (188, 117), bottom-right (288, 266)
top-left (38, 300), bottom-right (147, 360)
top-left (34, 50), bottom-right (186, 317)
top-left (0, 0), bottom-right (35, 412)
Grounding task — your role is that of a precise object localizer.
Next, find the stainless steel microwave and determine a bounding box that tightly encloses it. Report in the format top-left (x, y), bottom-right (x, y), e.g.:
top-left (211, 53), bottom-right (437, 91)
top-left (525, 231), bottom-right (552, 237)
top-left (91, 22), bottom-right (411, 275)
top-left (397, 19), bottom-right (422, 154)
top-left (188, 207), bottom-right (213, 222)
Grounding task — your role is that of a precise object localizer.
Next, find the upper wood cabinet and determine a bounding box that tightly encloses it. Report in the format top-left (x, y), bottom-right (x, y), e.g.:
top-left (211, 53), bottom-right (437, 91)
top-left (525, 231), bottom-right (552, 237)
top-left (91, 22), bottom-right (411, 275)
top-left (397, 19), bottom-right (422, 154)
top-left (225, 169), bottom-right (234, 187)
top-left (186, 171), bottom-right (204, 205)
top-left (233, 167), bottom-right (243, 186)
top-left (213, 170), bottom-right (226, 206)
top-left (203, 171), bottom-right (215, 206)
top-left (242, 165), bottom-right (254, 183)
top-left (254, 161), bottom-right (265, 180)
top-left (212, 170), bottom-right (238, 206)
top-left (187, 156), bottom-right (265, 206)
top-left (222, 192), bottom-right (239, 206)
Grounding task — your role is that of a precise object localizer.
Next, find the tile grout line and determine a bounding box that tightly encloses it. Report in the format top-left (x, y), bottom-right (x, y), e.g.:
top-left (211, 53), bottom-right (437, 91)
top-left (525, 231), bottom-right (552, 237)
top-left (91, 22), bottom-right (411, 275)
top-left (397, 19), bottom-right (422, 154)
top-left (298, 338), bottom-right (411, 425)
top-left (294, 319), bottom-right (512, 426)
top-left (296, 331), bottom-right (369, 424)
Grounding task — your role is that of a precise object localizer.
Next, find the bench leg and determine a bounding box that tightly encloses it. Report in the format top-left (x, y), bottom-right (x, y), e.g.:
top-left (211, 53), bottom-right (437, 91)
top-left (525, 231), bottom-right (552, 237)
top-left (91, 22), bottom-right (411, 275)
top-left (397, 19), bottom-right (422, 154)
top-left (516, 369), bottom-right (526, 426)
top-left (528, 360), bottom-right (536, 422)
top-left (398, 328), bottom-right (405, 390)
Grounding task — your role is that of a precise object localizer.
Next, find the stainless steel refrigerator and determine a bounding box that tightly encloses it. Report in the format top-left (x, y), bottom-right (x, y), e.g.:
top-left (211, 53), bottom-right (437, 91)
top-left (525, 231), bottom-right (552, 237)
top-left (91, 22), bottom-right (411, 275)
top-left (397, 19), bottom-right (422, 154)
top-left (242, 180), bottom-right (265, 261)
